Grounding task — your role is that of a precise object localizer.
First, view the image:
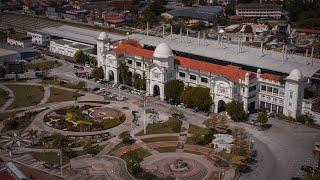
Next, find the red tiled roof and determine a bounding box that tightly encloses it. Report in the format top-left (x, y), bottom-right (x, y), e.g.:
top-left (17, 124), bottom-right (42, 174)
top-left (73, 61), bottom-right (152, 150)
top-left (228, 15), bottom-right (243, 20)
top-left (115, 41), bottom-right (153, 59)
top-left (0, 169), bottom-right (15, 180)
top-left (260, 73), bottom-right (279, 81)
top-left (115, 40), bottom-right (251, 81)
top-left (295, 28), bottom-right (320, 34)
top-left (175, 56), bottom-right (248, 81)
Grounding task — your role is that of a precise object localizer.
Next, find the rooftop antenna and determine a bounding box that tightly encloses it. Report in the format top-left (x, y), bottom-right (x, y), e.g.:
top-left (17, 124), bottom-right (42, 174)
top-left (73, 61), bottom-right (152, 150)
top-left (186, 29), bottom-right (189, 43)
top-left (238, 37), bottom-right (241, 52)
top-left (282, 45), bottom-right (285, 61)
top-left (126, 32), bottom-right (129, 40)
top-left (179, 28), bottom-right (182, 42)
top-left (198, 31), bottom-right (200, 45)
top-left (260, 41), bottom-right (264, 56)
top-left (305, 48), bottom-right (309, 58)
top-left (170, 25), bottom-right (173, 40)
top-left (162, 25), bottom-right (165, 38)
top-left (311, 46), bottom-right (314, 66)
top-left (146, 21), bottom-right (149, 36)
top-left (285, 45), bottom-right (288, 60)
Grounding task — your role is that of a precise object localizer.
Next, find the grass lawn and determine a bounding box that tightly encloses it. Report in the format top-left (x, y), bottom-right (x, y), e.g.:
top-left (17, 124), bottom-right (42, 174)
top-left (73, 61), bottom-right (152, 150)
top-left (26, 60), bottom-right (62, 70)
top-left (188, 123), bottom-right (208, 135)
top-left (154, 147), bottom-right (176, 153)
top-left (0, 111), bottom-right (22, 122)
top-left (109, 142), bottom-right (127, 153)
top-left (141, 136), bottom-right (179, 143)
top-left (0, 88), bottom-right (8, 107)
top-left (7, 85), bottom-right (44, 109)
top-left (184, 150), bottom-right (204, 155)
top-left (136, 117), bottom-right (182, 136)
top-left (47, 87), bottom-right (81, 103)
top-left (31, 152), bottom-right (69, 165)
top-left (1, 112), bottom-right (37, 133)
top-left (102, 118), bottom-right (125, 129)
top-left (42, 80), bottom-right (86, 90)
top-left (121, 148), bottom-right (152, 162)
top-left (217, 151), bottom-right (245, 166)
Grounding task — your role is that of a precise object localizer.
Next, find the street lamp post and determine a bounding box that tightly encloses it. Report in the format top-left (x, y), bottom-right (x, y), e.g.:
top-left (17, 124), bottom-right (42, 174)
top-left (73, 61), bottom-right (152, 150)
top-left (143, 95), bottom-right (147, 135)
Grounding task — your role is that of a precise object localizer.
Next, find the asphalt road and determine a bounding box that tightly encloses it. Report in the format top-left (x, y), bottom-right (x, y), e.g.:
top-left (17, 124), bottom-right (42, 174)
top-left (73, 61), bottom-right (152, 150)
top-left (238, 118), bottom-right (320, 180)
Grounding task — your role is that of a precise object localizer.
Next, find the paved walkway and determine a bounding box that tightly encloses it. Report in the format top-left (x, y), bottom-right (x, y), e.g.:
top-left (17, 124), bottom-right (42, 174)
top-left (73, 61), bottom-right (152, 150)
top-left (39, 84), bottom-right (50, 105)
top-left (0, 84), bottom-right (14, 111)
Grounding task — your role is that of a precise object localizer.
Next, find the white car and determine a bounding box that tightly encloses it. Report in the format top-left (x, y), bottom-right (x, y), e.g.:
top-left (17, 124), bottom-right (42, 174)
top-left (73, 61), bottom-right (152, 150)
top-left (85, 64), bottom-right (90, 68)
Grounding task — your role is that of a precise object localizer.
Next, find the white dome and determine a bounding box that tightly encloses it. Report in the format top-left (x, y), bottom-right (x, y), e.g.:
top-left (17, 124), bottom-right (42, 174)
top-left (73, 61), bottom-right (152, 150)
top-left (153, 43), bottom-right (173, 59)
top-left (288, 69), bottom-right (302, 80)
top-left (98, 32), bottom-right (108, 40)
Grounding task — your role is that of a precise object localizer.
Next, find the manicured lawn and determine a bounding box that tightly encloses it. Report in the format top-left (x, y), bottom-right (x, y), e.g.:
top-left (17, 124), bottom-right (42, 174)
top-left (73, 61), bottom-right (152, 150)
top-left (1, 112), bottom-right (37, 133)
top-left (188, 123), bottom-right (208, 135)
top-left (0, 111), bottom-right (21, 122)
top-left (154, 147), bottom-right (176, 153)
top-left (184, 150), bottom-right (204, 155)
top-left (47, 87), bottom-right (81, 103)
top-left (0, 88), bottom-right (8, 108)
top-left (109, 142), bottom-right (127, 153)
top-left (42, 80), bottom-right (86, 90)
top-left (26, 60), bottom-right (62, 70)
top-left (141, 136), bottom-right (179, 143)
top-left (217, 151), bottom-right (245, 166)
top-left (121, 148), bottom-right (152, 161)
top-left (31, 152), bottom-right (69, 165)
top-left (7, 85), bottom-right (44, 109)
top-left (136, 118), bottom-right (182, 136)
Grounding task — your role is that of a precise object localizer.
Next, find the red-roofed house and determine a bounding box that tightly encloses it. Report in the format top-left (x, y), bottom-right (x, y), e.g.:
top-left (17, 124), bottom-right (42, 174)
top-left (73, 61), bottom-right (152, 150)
top-left (102, 12), bottom-right (126, 27)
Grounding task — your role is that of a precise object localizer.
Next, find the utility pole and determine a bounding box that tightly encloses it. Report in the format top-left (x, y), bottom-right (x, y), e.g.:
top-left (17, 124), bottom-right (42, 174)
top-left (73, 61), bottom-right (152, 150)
top-left (59, 148), bottom-right (63, 177)
top-left (143, 96), bottom-right (146, 134)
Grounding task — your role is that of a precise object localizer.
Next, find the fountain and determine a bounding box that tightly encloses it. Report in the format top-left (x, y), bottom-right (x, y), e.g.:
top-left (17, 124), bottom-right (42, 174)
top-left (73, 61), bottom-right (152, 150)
top-left (169, 159), bottom-right (189, 172)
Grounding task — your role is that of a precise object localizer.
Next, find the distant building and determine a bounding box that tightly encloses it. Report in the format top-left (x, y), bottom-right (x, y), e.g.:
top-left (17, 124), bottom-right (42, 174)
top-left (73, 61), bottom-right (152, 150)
top-left (102, 12), bottom-right (126, 27)
top-left (6, 35), bottom-right (32, 48)
top-left (49, 39), bottom-right (94, 57)
top-left (27, 31), bottom-right (51, 46)
top-left (0, 48), bottom-right (21, 66)
top-left (236, 3), bottom-right (282, 20)
top-left (162, 6), bottom-right (223, 24)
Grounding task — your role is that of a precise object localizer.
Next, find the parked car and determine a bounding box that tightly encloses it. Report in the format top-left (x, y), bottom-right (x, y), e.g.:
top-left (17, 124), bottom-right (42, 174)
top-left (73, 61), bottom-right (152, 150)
top-left (177, 103), bottom-right (186, 109)
top-left (79, 67), bottom-right (84, 71)
top-left (291, 177), bottom-right (301, 180)
top-left (74, 65), bottom-right (79, 69)
top-left (236, 165), bottom-right (252, 173)
top-left (192, 107), bottom-right (199, 112)
top-left (85, 64), bottom-right (90, 68)
top-left (301, 165), bottom-right (314, 173)
top-left (172, 113), bottom-right (184, 119)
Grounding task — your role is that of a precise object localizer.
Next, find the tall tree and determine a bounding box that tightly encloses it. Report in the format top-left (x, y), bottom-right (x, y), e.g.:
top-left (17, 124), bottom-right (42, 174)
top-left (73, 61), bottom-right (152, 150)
top-left (92, 67), bottom-right (104, 79)
top-left (164, 80), bottom-right (185, 103)
top-left (73, 50), bottom-right (84, 63)
top-left (226, 100), bottom-right (246, 122)
top-left (257, 111), bottom-right (268, 124)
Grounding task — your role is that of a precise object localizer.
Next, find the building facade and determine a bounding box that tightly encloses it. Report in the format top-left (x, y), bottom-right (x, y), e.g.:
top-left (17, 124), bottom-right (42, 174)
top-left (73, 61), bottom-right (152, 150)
top-left (50, 39), bottom-right (94, 57)
top-left (236, 3), bottom-right (282, 19)
top-left (6, 35), bottom-right (32, 48)
top-left (97, 32), bottom-right (308, 118)
top-left (27, 31), bottom-right (51, 46)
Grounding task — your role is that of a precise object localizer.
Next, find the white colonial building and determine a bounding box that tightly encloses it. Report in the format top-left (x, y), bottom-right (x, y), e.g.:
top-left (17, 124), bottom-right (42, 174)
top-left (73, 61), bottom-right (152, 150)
top-left (96, 32), bottom-right (317, 120)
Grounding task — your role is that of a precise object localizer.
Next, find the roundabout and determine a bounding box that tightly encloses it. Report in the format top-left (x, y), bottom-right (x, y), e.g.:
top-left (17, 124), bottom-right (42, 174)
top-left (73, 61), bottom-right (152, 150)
top-left (141, 152), bottom-right (217, 180)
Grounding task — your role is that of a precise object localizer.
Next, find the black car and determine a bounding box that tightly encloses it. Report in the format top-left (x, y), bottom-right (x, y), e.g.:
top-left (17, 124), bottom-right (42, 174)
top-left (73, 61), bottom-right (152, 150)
top-left (301, 165), bottom-right (314, 173)
top-left (250, 150), bottom-right (258, 158)
top-left (245, 157), bottom-right (257, 164)
top-left (172, 113), bottom-right (184, 119)
top-left (291, 177), bottom-right (301, 180)
top-left (236, 165), bottom-right (252, 173)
